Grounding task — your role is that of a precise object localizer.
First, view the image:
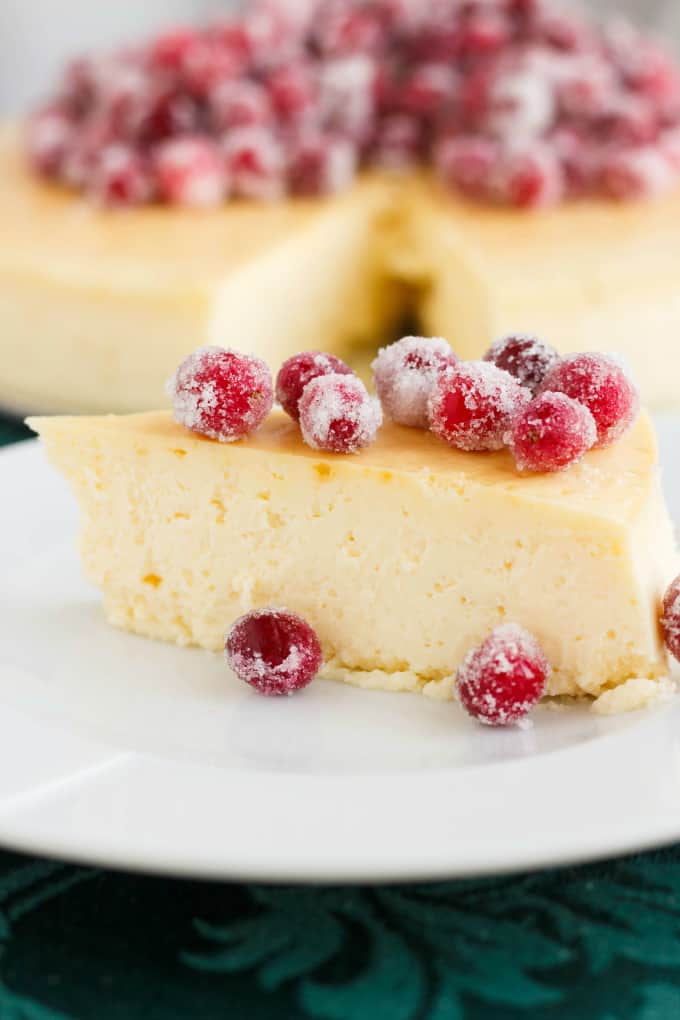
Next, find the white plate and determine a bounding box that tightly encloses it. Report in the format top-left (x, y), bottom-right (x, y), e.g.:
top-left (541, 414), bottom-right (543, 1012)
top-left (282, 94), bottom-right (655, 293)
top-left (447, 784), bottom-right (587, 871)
top-left (1, 417), bottom-right (680, 882)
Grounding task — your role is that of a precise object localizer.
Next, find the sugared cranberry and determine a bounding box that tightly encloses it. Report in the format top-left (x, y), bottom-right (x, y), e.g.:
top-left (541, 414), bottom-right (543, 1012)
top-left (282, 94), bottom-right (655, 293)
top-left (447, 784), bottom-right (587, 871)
top-left (494, 145), bottom-right (565, 209)
top-left (223, 127), bottom-right (285, 200)
top-left (540, 353), bottom-right (639, 448)
top-left (225, 607), bottom-right (323, 696)
top-left (372, 335), bottom-right (458, 428)
top-left (507, 391), bottom-right (596, 472)
top-left (600, 147), bottom-right (676, 200)
top-left (319, 55), bottom-right (377, 141)
top-left (459, 9), bottom-right (512, 55)
top-left (168, 345), bottom-right (273, 442)
top-left (135, 88), bottom-right (198, 147)
top-left (556, 60), bottom-right (616, 119)
top-left (88, 144), bottom-right (153, 207)
top-left (210, 79), bottom-right (272, 132)
top-left (315, 6), bottom-right (386, 57)
top-left (434, 135), bottom-right (498, 199)
top-left (483, 334), bottom-right (560, 394)
top-left (276, 351), bottom-right (354, 421)
top-left (372, 114), bottom-right (422, 170)
top-left (287, 132), bottom-right (357, 196)
top-left (181, 35), bottom-right (245, 97)
top-left (485, 69), bottom-right (556, 142)
top-left (661, 575), bottom-right (680, 663)
top-left (400, 63), bottom-right (459, 118)
top-left (299, 373), bottom-right (382, 453)
top-left (25, 107), bottom-right (74, 177)
top-left (148, 27), bottom-right (199, 72)
top-left (154, 136), bottom-right (227, 207)
top-left (456, 624), bottom-right (550, 726)
top-left (266, 64), bottom-right (318, 123)
top-left (428, 361), bottom-right (529, 452)
top-left (600, 95), bottom-right (659, 147)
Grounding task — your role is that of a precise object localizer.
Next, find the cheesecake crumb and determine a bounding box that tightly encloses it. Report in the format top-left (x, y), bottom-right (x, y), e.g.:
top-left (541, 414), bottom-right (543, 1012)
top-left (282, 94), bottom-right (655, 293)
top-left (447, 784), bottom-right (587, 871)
top-left (591, 676), bottom-right (676, 715)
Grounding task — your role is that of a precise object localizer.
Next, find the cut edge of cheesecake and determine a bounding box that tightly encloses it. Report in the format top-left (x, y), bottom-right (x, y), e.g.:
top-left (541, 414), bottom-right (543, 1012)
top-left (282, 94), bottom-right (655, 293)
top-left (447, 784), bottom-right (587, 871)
top-left (28, 409), bottom-right (678, 708)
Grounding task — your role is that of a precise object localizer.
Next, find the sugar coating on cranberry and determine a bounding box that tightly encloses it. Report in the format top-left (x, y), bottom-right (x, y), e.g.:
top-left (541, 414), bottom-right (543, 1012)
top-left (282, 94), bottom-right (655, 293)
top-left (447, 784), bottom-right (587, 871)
top-left (507, 391), bottom-right (596, 472)
top-left (455, 624), bottom-right (550, 727)
top-left (661, 575), bottom-right (680, 663)
top-left (299, 373), bottom-right (382, 454)
top-left (483, 334), bottom-right (561, 394)
top-left (168, 345), bottom-right (273, 442)
top-left (539, 353), bottom-right (639, 448)
top-left (276, 351), bottom-right (354, 421)
top-left (154, 136), bottom-right (227, 206)
top-left (428, 361), bottom-right (529, 452)
top-left (225, 607), bottom-right (323, 696)
top-left (372, 336), bottom-right (458, 429)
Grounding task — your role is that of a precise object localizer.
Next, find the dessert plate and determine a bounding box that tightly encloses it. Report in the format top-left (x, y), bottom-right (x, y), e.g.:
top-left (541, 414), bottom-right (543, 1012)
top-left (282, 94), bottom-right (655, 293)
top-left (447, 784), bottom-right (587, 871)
top-left (1, 418), bottom-right (680, 882)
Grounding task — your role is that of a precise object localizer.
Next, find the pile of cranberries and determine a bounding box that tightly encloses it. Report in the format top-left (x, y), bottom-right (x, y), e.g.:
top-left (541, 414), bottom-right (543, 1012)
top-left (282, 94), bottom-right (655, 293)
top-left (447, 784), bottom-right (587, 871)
top-left (168, 334), bottom-right (640, 472)
top-left (26, 0), bottom-right (680, 208)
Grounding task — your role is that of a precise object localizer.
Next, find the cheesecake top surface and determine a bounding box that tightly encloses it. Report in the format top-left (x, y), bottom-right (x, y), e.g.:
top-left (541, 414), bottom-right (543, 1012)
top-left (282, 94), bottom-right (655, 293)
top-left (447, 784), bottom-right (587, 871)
top-left (30, 409), bottom-right (659, 524)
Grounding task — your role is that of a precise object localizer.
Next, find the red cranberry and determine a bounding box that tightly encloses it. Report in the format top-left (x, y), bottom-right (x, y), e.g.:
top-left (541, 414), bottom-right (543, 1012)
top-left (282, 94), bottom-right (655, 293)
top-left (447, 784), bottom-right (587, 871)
top-left (223, 127), bottom-right (285, 200)
top-left (25, 107), bottom-right (74, 177)
top-left (600, 95), bottom-right (659, 147)
top-left (550, 126), bottom-right (596, 197)
top-left (507, 391), bottom-right (596, 472)
top-left (372, 335), bottom-right (458, 428)
top-left (483, 334), bottom-right (560, 394)
top-left (400, 63), bottom-right (458, 118)
top-left (148, 28), bottom-right (199, 72)
top-left (459, 10), bottom-right (512, 56)
top-left (495, 145), bottom-right (565, 209)
top-left (456, 624), bottom-right (550, 726)
top-left (276, 352), bottom-right (354, 421)
top-left (226, 608), bottom-right (323, 696)
top-left (372, 114), bottom-right (422, 170)
top-left (428, 361), bottom-right (529, 452)
top-left (435, 135), bottom-right (499, 199)
top-left (287, 132), bottom-right (357, 196)
top-left (88, 144), bottom-right (153, 207)
top-left (59, 56), bottom-right (97, 117)
top-left (61, 119), bottom-right (115, 189)
top-left (168, 345), bottom-right (273, 442)
top-left (299, 373), bottom-right (382, 453)
top-left (661, 575), bottom-right (680, 663)
top-left (485, 69), bottom-right (556, 142)
top-left (181, 35), bottom-right (245, 98)
top-left (556, 60), bottom-right (616, 120)
top-left (135, 88), bottom-right (198, 147)
top-left (539, 353), bottom-right (639, 448)
top-left (210, 79), bottom-right (272, 132)
top-left (600, 147), bottom-right (676, 201)
top-left (266, 64), bottom-right (318, 123)
top-left (315, 6), bottom-right (386, 57)
top-left (319, 55), bottom-right (377, 141)
top-left (154, 136), bottom-right (227, 207)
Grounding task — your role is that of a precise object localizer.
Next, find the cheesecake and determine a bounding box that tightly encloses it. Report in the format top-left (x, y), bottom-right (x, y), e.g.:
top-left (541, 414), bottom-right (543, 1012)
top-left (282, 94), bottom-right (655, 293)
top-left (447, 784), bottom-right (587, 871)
top-left (0, 129), bottom-right (400, 415)
top-left (29, 408), bottom-right (676, 703)
top-left (6, 130), bottom-right (680, 413)
top-left (6, 0), bottom-right (680, 414)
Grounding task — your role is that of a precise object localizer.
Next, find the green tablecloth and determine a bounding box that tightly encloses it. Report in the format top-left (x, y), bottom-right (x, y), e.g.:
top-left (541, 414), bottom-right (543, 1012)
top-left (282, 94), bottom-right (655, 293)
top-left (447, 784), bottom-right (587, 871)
top-left (3, 416), bottom-right (680, 1020)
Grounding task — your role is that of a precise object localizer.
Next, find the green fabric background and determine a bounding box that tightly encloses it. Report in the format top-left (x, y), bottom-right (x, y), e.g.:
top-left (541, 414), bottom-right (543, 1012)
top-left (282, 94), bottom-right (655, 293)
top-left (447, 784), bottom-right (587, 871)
top-left (3, 416), bottom-right (680, 1020)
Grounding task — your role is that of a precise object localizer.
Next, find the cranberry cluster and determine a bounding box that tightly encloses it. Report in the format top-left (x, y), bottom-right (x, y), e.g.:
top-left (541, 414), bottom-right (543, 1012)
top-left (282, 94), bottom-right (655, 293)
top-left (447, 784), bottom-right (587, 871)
top-left (26, 0), bottom-right (680, 208)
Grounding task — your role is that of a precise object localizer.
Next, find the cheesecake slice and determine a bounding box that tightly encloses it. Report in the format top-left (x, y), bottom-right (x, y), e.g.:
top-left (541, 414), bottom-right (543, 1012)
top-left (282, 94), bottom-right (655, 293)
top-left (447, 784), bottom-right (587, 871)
top-left (0, 129), bottom-right (401, 415)
top-left (401, 176), bottom-right (680, 409)
top-left (29, 409), bottom-right (676, 702)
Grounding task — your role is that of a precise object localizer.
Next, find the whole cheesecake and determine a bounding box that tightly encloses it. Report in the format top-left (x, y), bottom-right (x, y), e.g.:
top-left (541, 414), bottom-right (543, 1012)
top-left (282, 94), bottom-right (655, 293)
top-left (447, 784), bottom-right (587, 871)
top-left (6, 0), bottom-right (680, 412)
top-left (29, 406), bottom-right (676, 704)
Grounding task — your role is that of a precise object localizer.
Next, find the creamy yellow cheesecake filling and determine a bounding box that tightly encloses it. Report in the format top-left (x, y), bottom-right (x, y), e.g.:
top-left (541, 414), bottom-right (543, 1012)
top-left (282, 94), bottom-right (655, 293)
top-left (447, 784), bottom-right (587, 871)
top-left (29, 409), bottom-right (676, 702)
